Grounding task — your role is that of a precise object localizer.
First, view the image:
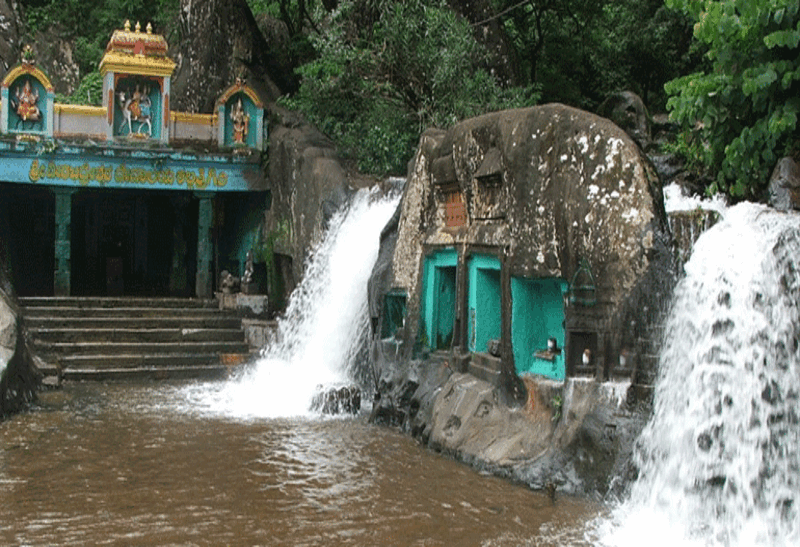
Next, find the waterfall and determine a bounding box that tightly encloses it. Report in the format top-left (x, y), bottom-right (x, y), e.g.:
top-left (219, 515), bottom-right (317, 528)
top-left (598, 203), bottom-right (800, 547)
top-left (189, 187), bottom-right (400, 419)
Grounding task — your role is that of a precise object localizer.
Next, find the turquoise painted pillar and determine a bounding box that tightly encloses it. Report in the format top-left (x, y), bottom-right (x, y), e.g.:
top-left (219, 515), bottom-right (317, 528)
top-left (195, 193), bottom-right (214, 298)
top-left (53, 188), bottom-right (74, 296)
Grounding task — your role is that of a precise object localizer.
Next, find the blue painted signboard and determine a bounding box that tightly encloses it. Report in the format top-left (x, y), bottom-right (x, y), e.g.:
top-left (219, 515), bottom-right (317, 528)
top-left (0, 141), bottom-right (265, 192)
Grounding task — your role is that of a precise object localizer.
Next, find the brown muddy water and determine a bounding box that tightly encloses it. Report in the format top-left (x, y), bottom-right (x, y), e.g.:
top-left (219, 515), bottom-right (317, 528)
top-left (0, 381), bottom-right (602, 546)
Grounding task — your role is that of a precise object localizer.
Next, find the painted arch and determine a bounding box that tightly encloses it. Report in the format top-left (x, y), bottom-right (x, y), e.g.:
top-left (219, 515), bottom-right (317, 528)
top-left (216, 81), bottom-right (265, 150)
top-left (1, 63), bottom-right (55, 136)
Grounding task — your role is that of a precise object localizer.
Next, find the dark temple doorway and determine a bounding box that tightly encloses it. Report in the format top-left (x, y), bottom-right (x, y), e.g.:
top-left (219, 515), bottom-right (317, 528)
top-left (0, 182), bottom-right (56, 296)
top-left (70, 189), bottom-right (198, 297)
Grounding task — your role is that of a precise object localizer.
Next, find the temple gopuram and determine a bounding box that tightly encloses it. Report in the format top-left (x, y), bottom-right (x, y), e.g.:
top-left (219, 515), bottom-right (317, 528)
top-left (0, 22), bottom-right (268, 298)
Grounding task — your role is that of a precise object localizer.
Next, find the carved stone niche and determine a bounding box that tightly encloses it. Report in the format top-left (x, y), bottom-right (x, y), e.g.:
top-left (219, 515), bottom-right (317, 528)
top-left (432, 155), bottom-right (467, 228)
top-left (472, 148), bottom-right (506, 220)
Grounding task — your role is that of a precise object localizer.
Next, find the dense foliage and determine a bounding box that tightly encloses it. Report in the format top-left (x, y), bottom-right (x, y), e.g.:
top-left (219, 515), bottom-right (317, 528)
top-left (19, 0), bottom-right (180, 105)
top-left (253, 0), bottom-right (697, 175)
top-left (437, 0), bottom-right (698, 112)
top-left (665, 0), bottom-right (800, 197)
top-left (279, 0), bottom-right (541, 175)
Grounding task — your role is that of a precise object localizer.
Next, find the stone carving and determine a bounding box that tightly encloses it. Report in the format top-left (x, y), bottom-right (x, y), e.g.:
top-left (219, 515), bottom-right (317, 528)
top-left (118, 85), bottom-right (152, 137)
top-left (12, 80), bottom-right (41, 127)
top-left (230, 97), bottom-right (250, 144)
top-left (220, 270), bottom-right (240, 294)
top-left (240, 250), bottom-right (255, 294)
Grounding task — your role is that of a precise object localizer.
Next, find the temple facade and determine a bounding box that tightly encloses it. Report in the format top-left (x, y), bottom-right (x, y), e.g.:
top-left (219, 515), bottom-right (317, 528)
top-left (0, 23), bottom-right (268, 298)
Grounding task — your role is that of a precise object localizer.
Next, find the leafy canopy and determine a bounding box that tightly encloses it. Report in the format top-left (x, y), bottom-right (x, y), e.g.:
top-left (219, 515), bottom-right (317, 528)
top-left (665, 0), bottom-right (800, 197)
top-left (281, 0), bottom-right (540, 176)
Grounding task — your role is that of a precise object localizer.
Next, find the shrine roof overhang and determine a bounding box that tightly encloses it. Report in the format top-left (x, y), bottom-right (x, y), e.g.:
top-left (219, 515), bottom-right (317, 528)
top-left (99, 52), bottom-right (177, 78)
top-left (0, 138), bottom-right (267, 193)
top-left (1, 63), bottom-right (55, 91)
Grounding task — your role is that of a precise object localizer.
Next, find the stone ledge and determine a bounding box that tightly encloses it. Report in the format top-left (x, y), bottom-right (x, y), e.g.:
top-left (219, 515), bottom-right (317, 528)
top-left (468, 352), bottom-right (502, 385)
top-left (241, 318), bottom-right (278, 350)
top-left (216, 292), bottom-right (269, 318)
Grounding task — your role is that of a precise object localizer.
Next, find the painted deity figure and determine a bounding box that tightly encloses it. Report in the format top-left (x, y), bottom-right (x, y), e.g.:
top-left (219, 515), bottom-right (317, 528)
top-left (13, 80), bottom-right (41, 124)
top-left (118, 85), bottom-right (152, 137)
top-left (230, 98), bottom-right (249, 144)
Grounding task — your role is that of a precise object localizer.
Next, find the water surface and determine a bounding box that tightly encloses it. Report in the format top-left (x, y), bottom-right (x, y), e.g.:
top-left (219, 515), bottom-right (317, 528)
top-left (0, 382), bottom-right (601, 546)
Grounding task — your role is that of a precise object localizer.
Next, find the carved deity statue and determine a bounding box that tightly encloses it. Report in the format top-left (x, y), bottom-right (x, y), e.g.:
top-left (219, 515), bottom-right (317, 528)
top-left (118, 85), bottom-right (152, 137)
top-left (230, 98), bottom-right (249, 144)
top-left (242, 250), bottom-right (254, 285)
top-left (13, 80), bottom-right (41, 123)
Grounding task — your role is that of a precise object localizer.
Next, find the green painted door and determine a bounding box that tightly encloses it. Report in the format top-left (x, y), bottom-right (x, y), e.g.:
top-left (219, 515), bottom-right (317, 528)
top-left (467, 254), bottom-right (501, 353)
top-left (421, 249), bottom-right (458, 350)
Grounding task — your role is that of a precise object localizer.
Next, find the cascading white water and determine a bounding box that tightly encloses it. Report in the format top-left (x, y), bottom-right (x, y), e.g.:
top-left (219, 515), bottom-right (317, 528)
top-left (598, 202), bottom-right (800, 547)
top-left (189, 188), bottom-right (400, 419)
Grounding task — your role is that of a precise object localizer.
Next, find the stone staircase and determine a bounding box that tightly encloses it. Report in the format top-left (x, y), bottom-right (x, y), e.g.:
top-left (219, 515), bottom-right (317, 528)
top-left (20, 297), bottom-right (252, 382)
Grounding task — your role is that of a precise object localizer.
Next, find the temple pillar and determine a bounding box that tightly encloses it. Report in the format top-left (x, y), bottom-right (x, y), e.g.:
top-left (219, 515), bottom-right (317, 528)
top-left (53, 188), bottom-right (74, 296)
top-left (195, 193), bottom-right (214, 298)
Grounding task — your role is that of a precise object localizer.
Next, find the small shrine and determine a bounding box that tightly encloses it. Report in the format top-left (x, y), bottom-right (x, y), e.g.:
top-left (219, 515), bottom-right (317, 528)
top-left (99, 20), bottom-right (176, 143)
top-left (0, 46), bottom-right (55, 137)
top-left (217, 78), bottom-right (266, 150)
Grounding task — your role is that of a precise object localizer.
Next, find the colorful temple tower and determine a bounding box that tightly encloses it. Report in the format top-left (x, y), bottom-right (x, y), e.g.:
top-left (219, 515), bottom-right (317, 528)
top-left (99, 21), bottom-right (176, 144)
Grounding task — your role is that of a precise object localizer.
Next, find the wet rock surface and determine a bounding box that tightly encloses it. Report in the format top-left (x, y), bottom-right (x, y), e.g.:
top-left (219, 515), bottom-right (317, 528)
top-left (0, 242), bottom-right (40, 417)
top-left (768, 157), bottom-right (800, 212)
top-left (597, 91), bottom-right (651, 150)
top-left (371, 359), bottom-right (648, 496)
top-left (264, 109), bottom-right (354, 295)
top-left (311, 385), bottom-right (362, 415)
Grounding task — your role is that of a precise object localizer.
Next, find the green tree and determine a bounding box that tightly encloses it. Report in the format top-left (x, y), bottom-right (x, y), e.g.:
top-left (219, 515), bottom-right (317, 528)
top-left (20, 0), bottom-right (181, 104)
top-left (665, 0), bottom-right (800, 197)
top-left (283, 0), bottom-right (540, 175)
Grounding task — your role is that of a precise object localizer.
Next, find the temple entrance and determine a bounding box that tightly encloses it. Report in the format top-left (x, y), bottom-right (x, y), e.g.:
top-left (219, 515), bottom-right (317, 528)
top-left (0, 183), bottom-right (55, 296)
top-left (70, 189), bottom-right (198, 297)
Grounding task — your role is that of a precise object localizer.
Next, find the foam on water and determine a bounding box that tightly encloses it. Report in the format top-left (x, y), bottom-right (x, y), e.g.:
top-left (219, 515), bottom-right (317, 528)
top-left (595, 202), bottom-right (800, 546)
top-left (663, 182), bottom-right (728, 214)
top-left (187, 187), bottom-right (400, 419)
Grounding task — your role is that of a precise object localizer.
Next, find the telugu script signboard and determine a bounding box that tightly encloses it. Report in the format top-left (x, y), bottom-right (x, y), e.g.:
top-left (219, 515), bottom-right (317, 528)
top-left (0, 144), bottom-right (265, 192)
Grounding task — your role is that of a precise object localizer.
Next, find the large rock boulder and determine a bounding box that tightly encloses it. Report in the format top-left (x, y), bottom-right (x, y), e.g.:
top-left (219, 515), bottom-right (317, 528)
top-left (369, 103), bottom-right (677, 495)
top-left (597, 91), bottom-right (651, 150)
top-left (0, 0), bottom-right (22, 74)
top-left (768, 157), bottom-right (800, 212)
top-left (0, 242), bottom-right (40, 417)
top-left (389, 104), bottom-right (674, 380)
top-left (171, 0), bottom-right (290, 113)
top-left (263, 107), bottom-right (358, 301)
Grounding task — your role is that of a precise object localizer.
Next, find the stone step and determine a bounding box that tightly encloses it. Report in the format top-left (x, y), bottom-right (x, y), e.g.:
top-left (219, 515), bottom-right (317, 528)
top-left (21, 297), bottom-right (251, 383)
top-left (22, 306), bottom-right (225, 319)
top-left (62, 365), bottom-right (230, 382)
top-left (24, 316), bottom-right (243, 330)
top-left (35, 340), bottom-right (250, 357)
top-left (29, 328), bottom-right (245, 343)
top-left (19, 297), bottom-right (218, 309)
top-left (57, 353), bottom-right (235, 369)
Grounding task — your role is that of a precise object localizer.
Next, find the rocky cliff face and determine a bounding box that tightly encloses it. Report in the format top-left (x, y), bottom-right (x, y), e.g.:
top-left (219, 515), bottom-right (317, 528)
top-left (263, 107), bottom-right (361, 297)
top-left (0, 0), bottom-right (22, 74)
top-left (0, 0), bottom-right (79, 95)
top-left (171, 0), bottom-right (290, 112)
